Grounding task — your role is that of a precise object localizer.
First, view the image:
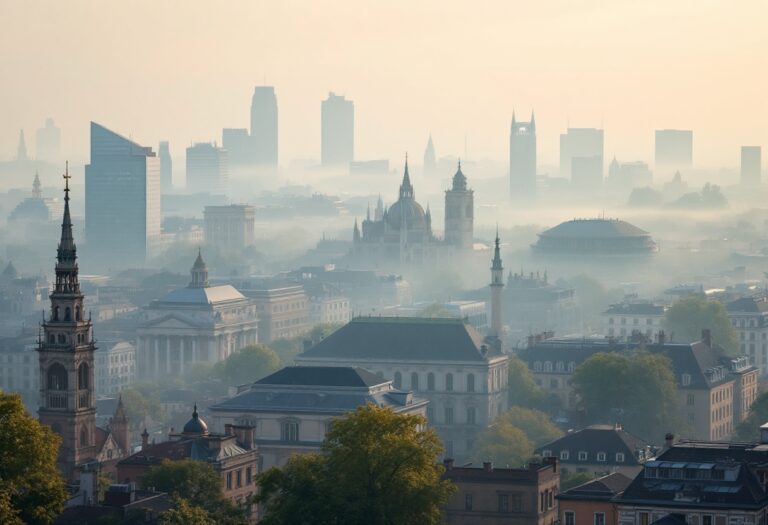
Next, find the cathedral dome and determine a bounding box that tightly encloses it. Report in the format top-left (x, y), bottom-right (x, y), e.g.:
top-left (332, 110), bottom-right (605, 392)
top-left (182, 404), bottom-right (209, 436)
top-left (386, 198), bottom-right (428, 231)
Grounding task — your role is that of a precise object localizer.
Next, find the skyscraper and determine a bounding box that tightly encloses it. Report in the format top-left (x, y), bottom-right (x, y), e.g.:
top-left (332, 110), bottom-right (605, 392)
top-left (509, 111), bottom-right (537, 198)
top-left (321, 92), bottom-right (354, 167)
top-left (85, 122), bottom-right (160, 268)
top-left (16, 129), bottom-right (28, 162)
top-left (222, 128), bottom-right (251, 165)
top-left (741, 146), bottom-right (762, 187)
top-left (36, 118), bottom-right (61, 162)
top-left (158, 141), bottom-right (172, 193)
top-left (186, 143), bottom-right (228, 194)
top-left (250, 86), bottom-right (278, 165)
top-left (423, 134), bottom-right (436, 176)
top-left (655, 129), bottom-right (693, 169)
top-left (559, 127), bottom-right (604, 188)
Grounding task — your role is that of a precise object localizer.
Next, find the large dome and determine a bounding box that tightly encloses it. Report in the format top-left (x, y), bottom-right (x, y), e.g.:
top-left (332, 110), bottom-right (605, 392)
top-left (386, 198), bottom-right (428, 231)
top-left (182, 404), bottom-right (209, 436)
top-left (533, 218), bottom-right (656, 254)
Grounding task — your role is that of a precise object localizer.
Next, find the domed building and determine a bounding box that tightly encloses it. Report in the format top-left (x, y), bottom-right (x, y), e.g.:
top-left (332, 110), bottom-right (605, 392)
top-left (532, 218), bottom-right (657, 255)
top-left (352, 159), bottom-right (473, 265)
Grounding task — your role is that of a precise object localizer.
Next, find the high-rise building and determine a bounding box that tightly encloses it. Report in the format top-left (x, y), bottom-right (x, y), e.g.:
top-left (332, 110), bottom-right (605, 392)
top-left (423, 134), bottom-right (436, 176)
top-left (158, 141), bottom-right (172, 193)
top-left (85, 122), bottom-right (161, 268)
top-left (444, 161), bottom-right (474, 250)
top-left (741, 146), bottom-right (762, 187)
top-left (559, 127), bottom-right (604, 181)
top-left (222, 128), bottom-right (251, 165)
top-left (655, 129), bottom-right (693, 169)
top-left (185, 142), bottom-right (228, 195)
top-left (36, 118), bottom-right (61, 162)
top-left (38, 172), bottom-right (129, 480)
top-left (250, 86), bottom-right (278, 166)
top-left (321, 92), bottom-right (354, 167)
top-left (204, 204), bottom-right (256, 251)
top-left (509, 111), bottom-right (537, 198)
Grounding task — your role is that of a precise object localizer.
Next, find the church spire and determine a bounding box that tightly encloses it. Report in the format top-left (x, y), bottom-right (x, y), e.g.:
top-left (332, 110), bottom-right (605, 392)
top-left (32, 171), bottom-right (42, 198)
top-left (16, 130), bottom-right (28, 162)
top-left (399, 154), bottom-right (414, 199)
top-left (489, 227), bottom-right (504, 338)
top-left (190, 249), bottom-right (209, 288)
top-left (492, 227), bottom-right (503, 271)
top-left (55, 162), bottom-right (78, 292)
top-left (530, 110), bottom-right (536, 132)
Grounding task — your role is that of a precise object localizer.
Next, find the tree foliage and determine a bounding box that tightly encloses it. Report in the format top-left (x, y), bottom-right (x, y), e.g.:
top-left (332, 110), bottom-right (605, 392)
top-left (504, 407), bottom-right (563, 447)
top-left (0, 391), bottom-right (67, 525)
top-left (507, 354), bottom-right (562, 412)
top-left (141, 460), bottom-right (246, 525)
top-left (215, 344), bottom-right (282, 387)
top-left (257, 404), bottom-right (454, 525)
top-left (664, 295), bottom-right (738, 354)
top-left (270, 323), bottom-right (342, 365)
top-left (572, 351), bottom-right (679, 441)
top-left (158, 499), bottom-right (216, 525)
top-left (735, 391), bottom-right (768, 441)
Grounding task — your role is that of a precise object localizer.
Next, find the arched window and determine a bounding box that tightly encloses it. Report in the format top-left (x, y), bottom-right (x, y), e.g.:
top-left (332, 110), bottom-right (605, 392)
top-left (78, 363), bottom-right (89, 390)
top-left (64, 307), bottom-right (71, 322)
top-left (568, 362), bottom-right (576, 372)
top-left (53, 306), bottom-right (59, 321)
top-left (48, 363), bottom-right (67, 391)
top-left (556, 361), bottom-right (565, 372)
top-left (49, 334), bottom-right (55, 344)
top-left (544, 361), bottom-right (553, 372)
top-left (80, 428), bottom-right (88, 447)
top-left (394, 372), bottom-right (402, 389)
top-left (446, 373), bottom-right (454, 392)
top-left (75, 306), bottom-right (81, 322)
top-left (427, 373), bottom-right (435, 391)
top-left (410, 372), bottom-right (419, 391)
top-left (58, 334), bottom-right (66, 344)
top-left (467, 373), bottom-right (475, 393)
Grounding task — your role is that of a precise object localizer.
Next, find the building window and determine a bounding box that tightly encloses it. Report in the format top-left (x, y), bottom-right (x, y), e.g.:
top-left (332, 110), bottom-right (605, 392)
top-left (226, 472), bottom-right (232, 490)
top-left (565, 511), bottom-right (576, 525)
top-left (467, 373), bottom-right (475, 393)
top-left (560, 450), bottom-right (570, 460)
top-left (594, 513), bottom-right (605, 525)
top-left (446, 373), bottom-right (454, 392)
top-left (498, 494), bottom-right (509, 513)
top-left (445, 407), bottom-right (454, 424)
top-left (542, 449), bottom-right (552, 457)
top-left (394, 372), bottom-right (402, 389)
top-left (687, 393), bottom-right (695, 406)
top-left (236, 469), bottom-right (242, 487)
top-left (410, 372), bottom-right (419, 391)
top-left (616, 452), bottom-right (625, 462)
top-left (578, 451), bottom-right (588, 460)
top-left (246, 467), bottom-right (252, 484)
top-left (544, 361), bottom-right (553, 372)
top-left (427, 372), bottom-right (435, 391)
top-left (597, 452), bottom-right (606, 462)
top-left (682, 373), bottom-right (691, 386)
top-left (467, 407), bottom-right (476, 425)
top-left (464, 493), bottom-right (473, 511)
top-left (281, 421), bottom-right (299, 442)
top-left (702, 515), bottom-right (712, 525)
top-left (639, 512), bottom-right (649, 525)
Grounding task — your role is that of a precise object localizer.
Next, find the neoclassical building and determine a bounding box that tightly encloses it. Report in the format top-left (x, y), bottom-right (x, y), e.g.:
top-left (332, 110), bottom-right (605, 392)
top-left (136, 252), bottom-right (258, 380)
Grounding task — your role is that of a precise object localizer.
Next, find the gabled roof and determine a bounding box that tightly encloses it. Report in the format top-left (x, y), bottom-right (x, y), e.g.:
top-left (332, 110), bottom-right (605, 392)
top-left (299, 317), bottom-right (498, 363)
top-left (156, 284), bottom-right (246, 305)
top-left (536, 425), bottom-right (648, 466)
top-left (255, 366), bottom-right (387, 388)
top-left (558, 472), bottom-right (633, 501)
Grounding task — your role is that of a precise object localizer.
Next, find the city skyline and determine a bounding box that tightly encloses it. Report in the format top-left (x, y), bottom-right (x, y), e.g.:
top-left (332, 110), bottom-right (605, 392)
top-left (1, 1), bottom-right (766, 168)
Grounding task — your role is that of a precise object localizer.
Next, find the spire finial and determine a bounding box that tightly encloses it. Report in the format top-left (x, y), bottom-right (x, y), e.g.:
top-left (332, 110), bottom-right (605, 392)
top-left (63, 161), bottom-right (70, 192)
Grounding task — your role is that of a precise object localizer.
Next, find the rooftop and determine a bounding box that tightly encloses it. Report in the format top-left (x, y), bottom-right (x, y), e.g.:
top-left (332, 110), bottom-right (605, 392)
top-left (255, 366), bottom-right (387, 388)
top-left (539, 218), bottom-right (651, 239)
top-left (157, 284), bottom-right (246, 305)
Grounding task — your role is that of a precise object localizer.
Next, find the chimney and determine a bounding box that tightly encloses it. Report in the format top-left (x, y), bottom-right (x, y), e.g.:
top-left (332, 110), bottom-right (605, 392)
top-left (544, 456), bottom-right (558, 473)
top-left (664, 432), bottom-right (674, 450)
top-left (702, 329), bottom-right (712, 347)
top-left (483, 461), bottom-right (493, 472)
top-left (443, 458), bottom-right (455, 470)
top-left (658, 330), bottom-right (666, 345)
top-left (141, 428), bottom-right (149, 450)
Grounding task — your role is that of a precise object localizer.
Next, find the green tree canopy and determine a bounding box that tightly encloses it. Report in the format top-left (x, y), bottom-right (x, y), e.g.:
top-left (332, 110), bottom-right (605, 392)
top-left (158, 499), bottom-right (216, 525)
top-left (572, 351), bottom-right (679, 441)
top-left (664, 295), bottom-right (738, 353)
top-left (735, 391), bottom-right (768, 441)
top-left (215, 344), bottom-right (282, 387)
top-left (504, 406), bottom-right (563, 447)
top-left (471, 417), bottom-right (533, 467)
top-left (141, 459), bottom-right (246, 525)
top-left (257, 404), bottom-right (454, 525)
top-left (0, 391), bottom-right (67, 525)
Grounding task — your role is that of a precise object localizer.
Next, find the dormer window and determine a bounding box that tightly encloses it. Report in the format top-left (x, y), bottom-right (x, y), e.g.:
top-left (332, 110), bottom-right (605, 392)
top-left (597, 452), bottom-right (606, 462)
top-left (682, 373), bottom-right (691, 386)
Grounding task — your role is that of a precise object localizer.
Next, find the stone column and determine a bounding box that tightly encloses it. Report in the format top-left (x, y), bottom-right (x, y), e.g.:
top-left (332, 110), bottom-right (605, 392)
top-left (154, 337), bottom-right (160, 381)
top-left (179, 336), bottom-right (185, 376)
top-left (166, 337), bottom-right (171, 376)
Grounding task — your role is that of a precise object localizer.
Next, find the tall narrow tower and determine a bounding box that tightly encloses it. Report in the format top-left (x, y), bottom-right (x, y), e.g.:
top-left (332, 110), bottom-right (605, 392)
top-left (423, 134), bottom-right (436, 176)
top-left (490, 231), bottom-right (504, 338)
top-left (444, 160), bottom-right (474, 250)
top-left (509, 111), bottom-right (537, 199)
top-left (38, 166), bottom-right (98, 481)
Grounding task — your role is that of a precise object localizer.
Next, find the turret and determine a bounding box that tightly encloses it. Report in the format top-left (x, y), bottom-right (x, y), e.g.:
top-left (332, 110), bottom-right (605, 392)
top-left (490, 230), bottom-right (504, 338)
top-left (189, 249), bottom-right (209, 288)
top-left (353, 218), bottom-right (361, 242)
top-left (109, 395), bottom-right (130, 455)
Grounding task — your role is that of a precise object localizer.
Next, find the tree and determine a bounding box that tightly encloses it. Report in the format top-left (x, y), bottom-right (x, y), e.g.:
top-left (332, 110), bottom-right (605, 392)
top-left (471, 417), bottom-right (533, 467)
top-left (141, 460), bottom-right (246, 525)
top-left (735, 391), bottom-right (768, 441)
top-left (664, 295), bottom-right (738, 354)
top-left (158, 499), bottom-right (216, 525)
top-left (215, 344), bottom-right (282, 386)
top-left (561, 472), bottom-right (595, 490)
top-left (258, 404), bottom-right (454, 525)
top-left (120, 385), bottom-right (166, 428)
top-left (627, 187), bottom-right (663, 207)
top-left (508, 354), bottom-right (545, 408)
top-left (504, 407), bottom-right (563, 447)
top-left (572, 351), bottom-right (679, 442)
top-left (0, 391), bottom-right (67, 525)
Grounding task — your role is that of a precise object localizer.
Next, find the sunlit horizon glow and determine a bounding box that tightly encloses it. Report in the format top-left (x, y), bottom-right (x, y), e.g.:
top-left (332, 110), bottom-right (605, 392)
top-left (1, 0), bottom-right (766, 168)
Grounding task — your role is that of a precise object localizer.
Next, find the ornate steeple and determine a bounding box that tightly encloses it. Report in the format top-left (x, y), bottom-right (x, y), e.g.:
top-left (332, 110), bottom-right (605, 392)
top-left (492, 229), bottom-right (503, 272)
top-left (353, 218), bottom-right (361, 242)
top-left (33, 171), bottom-right (42, 199)
top-left (55, 163), bottom-right (79, 294)
top-left (489, 227), bottom-right (504, 338)
top-left (399, 155), bottom-right (414, 200)
top-left (452, 159), bottom-right (467, 191)
top-left (190, 249), bottom-right (209, 288)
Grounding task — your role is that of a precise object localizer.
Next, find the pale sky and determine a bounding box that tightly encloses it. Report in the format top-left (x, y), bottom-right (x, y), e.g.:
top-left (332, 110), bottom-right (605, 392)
top-left (1, 0), bottom-right (766, 169)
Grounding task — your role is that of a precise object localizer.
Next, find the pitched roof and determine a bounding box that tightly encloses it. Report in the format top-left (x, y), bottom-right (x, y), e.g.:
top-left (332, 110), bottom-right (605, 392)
top-left (536, 425), bottom-right (648, 466)
top-left (727, 296), bottom-right (768, 314)
top-left (604, 303), bottom-right (666, 316)
top-left (157, 284), bottom-right (246, 305)
top-left (299, 317), bottom-right (498, 362)
top-left (558, 472), bottom-right (633, 501)
top-left (255, 366), bottom-right (387, 388)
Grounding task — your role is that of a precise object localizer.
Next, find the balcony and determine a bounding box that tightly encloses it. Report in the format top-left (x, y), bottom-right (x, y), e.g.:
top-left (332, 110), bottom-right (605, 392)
top-left (48, 393), bottom-right (68, 409)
